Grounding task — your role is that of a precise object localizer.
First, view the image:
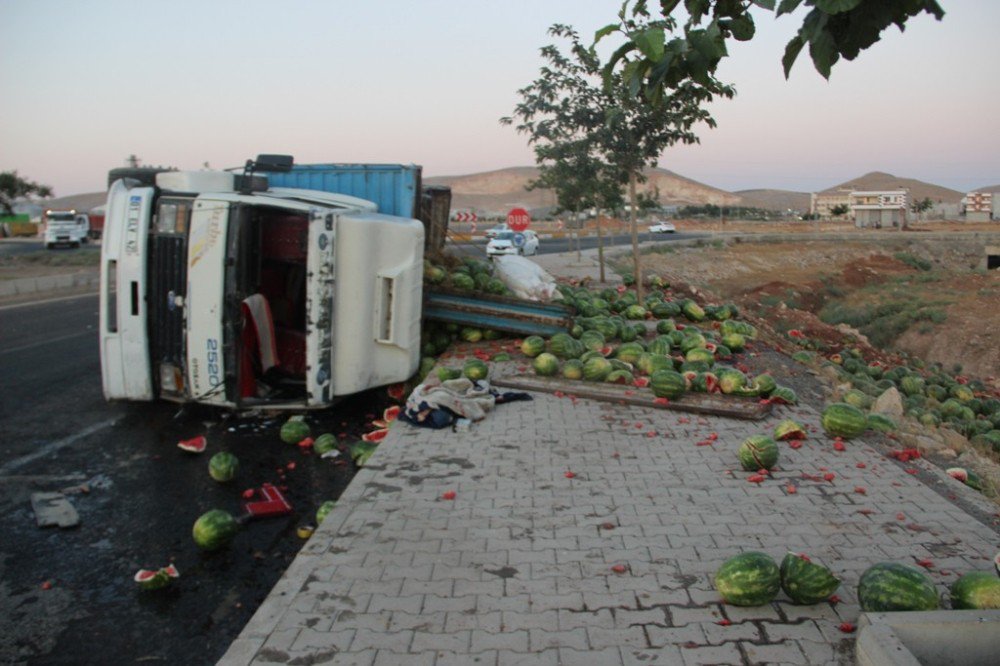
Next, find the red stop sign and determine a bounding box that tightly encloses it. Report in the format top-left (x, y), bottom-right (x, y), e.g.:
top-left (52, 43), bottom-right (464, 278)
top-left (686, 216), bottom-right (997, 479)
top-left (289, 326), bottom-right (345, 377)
top-left (507, 207), bottom-right (531, 232)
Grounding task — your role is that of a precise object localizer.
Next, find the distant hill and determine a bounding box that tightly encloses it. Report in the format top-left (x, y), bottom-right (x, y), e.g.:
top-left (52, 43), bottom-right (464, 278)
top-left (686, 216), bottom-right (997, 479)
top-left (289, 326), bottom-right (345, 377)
top-left (426, 166), bottom-right (740, 215)
top-left (38, 192), bottom-right (107, 212)
top-left (972, 184), bottom-right (1000, 194)
top-left (817, 171), bottom-right (964, 204)
top-left (733, 189), bottom-right (811, 213)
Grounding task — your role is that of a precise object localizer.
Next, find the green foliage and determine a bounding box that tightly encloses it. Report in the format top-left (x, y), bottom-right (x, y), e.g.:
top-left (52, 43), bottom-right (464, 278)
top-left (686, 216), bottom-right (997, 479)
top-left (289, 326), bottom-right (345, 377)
top-left (830, 203), bottom-right (850, 217)
top-left (819, 298), bottom-right (949, 347)
top-left (893, 252), bottom-right (932, 271)
top-left (597, 1), bottom-right (944, 105)
top-left (0, 170), bottom-right (53, 215)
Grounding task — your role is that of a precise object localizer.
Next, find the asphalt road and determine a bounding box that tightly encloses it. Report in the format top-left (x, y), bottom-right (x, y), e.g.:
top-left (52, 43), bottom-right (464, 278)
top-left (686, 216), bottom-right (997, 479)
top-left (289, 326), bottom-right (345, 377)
top-left (449, 229), bottom-right (703, 258)
top-left (0, 294), bottom-right (386, 665)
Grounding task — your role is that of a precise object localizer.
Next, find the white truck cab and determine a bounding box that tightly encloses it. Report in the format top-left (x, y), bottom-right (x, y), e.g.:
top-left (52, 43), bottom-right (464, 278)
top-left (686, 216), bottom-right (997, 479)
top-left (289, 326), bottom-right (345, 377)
top-left (44, 210), bottom-right (90, 248)
top-left (99, 160), bottom-right (424, 410)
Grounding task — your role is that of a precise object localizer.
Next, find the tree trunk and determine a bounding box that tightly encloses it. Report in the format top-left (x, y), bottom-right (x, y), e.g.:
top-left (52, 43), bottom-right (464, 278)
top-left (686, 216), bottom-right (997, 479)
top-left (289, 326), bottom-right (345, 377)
top-left (596, 214), bottom-right (606, 283)
top-left (629, 170), bottom-right (643, 301)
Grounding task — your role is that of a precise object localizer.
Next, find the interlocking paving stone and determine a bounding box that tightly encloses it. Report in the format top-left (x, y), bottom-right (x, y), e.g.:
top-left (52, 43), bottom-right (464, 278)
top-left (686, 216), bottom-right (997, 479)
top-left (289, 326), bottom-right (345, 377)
top-left (221, 336), bottom-right (1000, 665)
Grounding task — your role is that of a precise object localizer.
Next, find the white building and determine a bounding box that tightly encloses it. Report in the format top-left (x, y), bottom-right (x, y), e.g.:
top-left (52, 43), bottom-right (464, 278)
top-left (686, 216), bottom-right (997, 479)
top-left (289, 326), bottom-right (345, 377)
top-left (850, 190), bottom-right (908, 228)
top-left (963, 191), bottom-right (995, 222)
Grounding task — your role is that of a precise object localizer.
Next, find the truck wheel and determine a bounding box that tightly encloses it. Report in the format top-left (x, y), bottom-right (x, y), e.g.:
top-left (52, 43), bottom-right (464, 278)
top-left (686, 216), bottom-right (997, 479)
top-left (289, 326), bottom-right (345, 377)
top-left (107, 166), bottom-right (174, 189)
top-left (46, 243), bottom-right (54, 250)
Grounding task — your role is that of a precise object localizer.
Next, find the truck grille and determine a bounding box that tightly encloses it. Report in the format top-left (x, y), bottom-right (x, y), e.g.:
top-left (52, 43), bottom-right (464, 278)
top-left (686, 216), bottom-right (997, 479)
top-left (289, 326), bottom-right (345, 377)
top-left (148, 235), bottom-right (187, 396)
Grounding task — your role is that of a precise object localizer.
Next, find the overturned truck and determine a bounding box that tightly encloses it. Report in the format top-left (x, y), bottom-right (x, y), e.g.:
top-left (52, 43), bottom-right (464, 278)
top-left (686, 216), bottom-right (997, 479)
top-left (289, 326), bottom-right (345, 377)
top-left (100, 156), bottom-right (428, 410)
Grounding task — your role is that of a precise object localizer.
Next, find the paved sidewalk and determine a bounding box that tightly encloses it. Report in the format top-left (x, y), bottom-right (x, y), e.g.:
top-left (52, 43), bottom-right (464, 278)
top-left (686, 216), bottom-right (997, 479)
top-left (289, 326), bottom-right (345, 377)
top-left (221, 251), bottom-right (999, 665)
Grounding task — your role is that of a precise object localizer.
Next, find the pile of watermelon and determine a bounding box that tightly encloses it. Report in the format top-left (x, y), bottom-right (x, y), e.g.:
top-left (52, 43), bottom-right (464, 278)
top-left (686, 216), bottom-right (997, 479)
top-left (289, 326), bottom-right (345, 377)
top-left (519, 309), bottom-right (797, 405)
top-left (423, 257), bottom-right (513, 298)
top-left (715, 552), bottom-right (1000, 611)
top-left (815, 349), bottom-right (1000, 450)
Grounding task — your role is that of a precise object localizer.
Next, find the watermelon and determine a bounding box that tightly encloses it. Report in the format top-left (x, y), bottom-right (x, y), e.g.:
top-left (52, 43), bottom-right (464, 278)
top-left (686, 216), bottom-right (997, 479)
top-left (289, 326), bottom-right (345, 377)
top-left (437, 366), bottom-right (462, 381)
top-left (773, 419), bottom-right (806, 441)
top-left (533, 353), bottom-right (559, 376)
top-left (681, 300), bottom-right (706, 322)
top-left (754, 374), bottom-right (777, 396)
top-left (866, 413), bottom-right (898, 433)
top-left (615, 342), bottom-right (645, 366)
top-left (548, 333), bottom-right (584, 359)
top-left (313, 433), bottom-right (338, 457)
top-left (655, 318), bottom-right (677, 334)
top-left (424, 264), bottom-right (447, 284)
top-left (451, 272), bottom-right (475, 290)
top-left (280, 418), bottom-right (311, 444)
top-left (680, 333), bottom-right (707, 353)
top-left (350, 440), bottom-right (378, 466)
top-left (463, 359), bottom-right (489, 381)
top-left (842, 389), bottom-right (872, 410)
top-left (605, 369), bottom-right (634, 385)
top-left (717, 368), bottom-right (747, 394)
top-left (821, 403), bottom-right (868, 439)
top-left (562, 359), bottom-right (584, 380)
top-left (580, 330), bottom-right (606, 352)
top-left (721, 333), bottom-right (746, 352)
top-left (738, 435), bottom-right (779, 472)
top-left (899, 375), bottom-right (926, 397)
top-left (316, 500), bottom-right (337, 525)
top-left (857, 562), bottom-right (939, 612)
top-left (491, 352), bottom-right (512, 362)
top-left (521, 336), bottom-right (546, 358)
top-left (459, 327), bottom-right (483, 343)
top-left (689, 372), bottom-right (719, 393)
top-left (685, 348), bottom-right (715, 366)
top-left (134, 568), bottom-right (171, 591)
top-left (192, 509), bottom-right (239, 550)
top-left (647, 336), bottom-right (672, 357)
top-left (946, 467), bottom-right (983, 491)
top-left (361, 428), bottom-right (389, 443)
top-left (770, 386), bottom-right (798, 405)
top-left (714, 552), bottom-right (781, 606)
top-left (950, 384), bottom-right (975, 402)
top-left (950, 572), bottom-right (1000, 609)
top-left (177, 435), bottom-right (207, 454)
top-left (583, 357), bottom-right (613, 382)
top-left (779, 553), bottom-right (840, 605)
top-left (208, 452), bottom-right (239, 483)
top-left (650, 370), bottom-right (686, 399)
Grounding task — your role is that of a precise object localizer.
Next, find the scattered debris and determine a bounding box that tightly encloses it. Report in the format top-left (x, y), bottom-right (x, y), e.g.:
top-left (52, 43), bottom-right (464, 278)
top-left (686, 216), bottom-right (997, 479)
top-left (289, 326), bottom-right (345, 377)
top-left (31, 492), bottom-right (79, 528)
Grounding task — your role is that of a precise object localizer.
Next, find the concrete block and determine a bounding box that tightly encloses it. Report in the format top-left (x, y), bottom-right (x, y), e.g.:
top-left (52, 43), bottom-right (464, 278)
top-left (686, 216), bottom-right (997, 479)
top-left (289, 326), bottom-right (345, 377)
top-left (856, 610), bottom-right (1000, 666)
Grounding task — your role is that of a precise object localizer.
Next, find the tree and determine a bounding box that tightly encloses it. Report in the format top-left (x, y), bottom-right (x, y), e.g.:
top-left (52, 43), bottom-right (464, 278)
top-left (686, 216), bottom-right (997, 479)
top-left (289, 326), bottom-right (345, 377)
top-left (911, 196), bottom-right (933, 221)
top-left (597, 1), bottom-right (944, 105)
top-left (0, 171), bottom-right (53, 216)
top-left (830, 203), bottom-right (850, 218)
top-left (504, 24), bottom-right (732, 298)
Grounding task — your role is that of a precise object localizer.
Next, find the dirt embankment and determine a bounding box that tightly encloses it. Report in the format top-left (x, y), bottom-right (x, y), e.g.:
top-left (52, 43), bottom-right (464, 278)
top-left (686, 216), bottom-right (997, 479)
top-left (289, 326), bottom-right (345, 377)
top-left (641, 237), bottom-right (1000, 382)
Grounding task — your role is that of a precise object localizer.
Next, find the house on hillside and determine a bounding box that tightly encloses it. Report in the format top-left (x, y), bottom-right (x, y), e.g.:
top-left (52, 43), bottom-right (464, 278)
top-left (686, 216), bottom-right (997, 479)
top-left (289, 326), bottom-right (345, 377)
top-left (963, 192), bottom-right (994, 222)
top-left (850, 190), bottom-right (908, 228)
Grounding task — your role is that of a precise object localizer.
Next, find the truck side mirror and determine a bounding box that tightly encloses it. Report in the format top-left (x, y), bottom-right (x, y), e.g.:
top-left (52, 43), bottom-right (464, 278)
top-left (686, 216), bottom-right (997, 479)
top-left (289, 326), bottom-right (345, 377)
top-left (253, 155), bottom-right (294, 173)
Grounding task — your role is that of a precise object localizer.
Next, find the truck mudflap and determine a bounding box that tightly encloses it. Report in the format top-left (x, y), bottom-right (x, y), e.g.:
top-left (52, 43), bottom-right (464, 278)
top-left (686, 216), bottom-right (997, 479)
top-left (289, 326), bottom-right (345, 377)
top-left (99, 182), bottom-right (155, 400)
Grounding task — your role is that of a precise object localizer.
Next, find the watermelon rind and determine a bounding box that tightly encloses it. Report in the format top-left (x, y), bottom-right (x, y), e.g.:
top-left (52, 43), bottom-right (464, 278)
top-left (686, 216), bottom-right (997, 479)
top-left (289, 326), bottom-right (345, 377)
top-left (316, 500), bottom-right (337, 526)
top-left (779, 553), bottom-right (840, 605)
top-left (714, 552), bottom-right (780, 606)
top-left (532, 353), bottom-right (559, 377)
top-left (192, 509), bottom-right (239, 551)
top-left (738, 435), bottom-right (779, 472)
top-left (857, 562), bottom-right (939, 612)
top-left (950, 571), bottom-right (1000, 610)
top-left (177, 436), bottom-right (207, 454)
top-left (773, 419), bottom-right (806, 441)
top-left (134, 568), bottom-right (170, 591)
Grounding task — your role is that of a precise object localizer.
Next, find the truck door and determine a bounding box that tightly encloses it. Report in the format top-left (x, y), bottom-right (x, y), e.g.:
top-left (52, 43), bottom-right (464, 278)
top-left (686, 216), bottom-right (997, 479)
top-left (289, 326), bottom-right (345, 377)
top-left (100, 181), bottom-right (154, 400)
top-left (185, 198), bottom-right (231, 406)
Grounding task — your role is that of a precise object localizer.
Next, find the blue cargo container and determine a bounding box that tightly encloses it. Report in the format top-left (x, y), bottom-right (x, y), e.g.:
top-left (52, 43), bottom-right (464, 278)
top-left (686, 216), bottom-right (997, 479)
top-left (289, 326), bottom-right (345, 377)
top-left (262, 163), bottom-right (421, 219)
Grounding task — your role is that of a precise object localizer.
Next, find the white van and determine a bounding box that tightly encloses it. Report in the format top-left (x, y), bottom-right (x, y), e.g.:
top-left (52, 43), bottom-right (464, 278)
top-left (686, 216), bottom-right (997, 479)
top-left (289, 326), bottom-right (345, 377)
top-left (99, 165), bottom-right (424, 410)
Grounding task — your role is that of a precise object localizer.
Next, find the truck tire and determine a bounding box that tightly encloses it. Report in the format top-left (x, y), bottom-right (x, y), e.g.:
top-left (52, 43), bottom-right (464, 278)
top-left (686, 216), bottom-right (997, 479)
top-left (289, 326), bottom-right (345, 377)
top-left (106, 167), bottom-right (173, 189)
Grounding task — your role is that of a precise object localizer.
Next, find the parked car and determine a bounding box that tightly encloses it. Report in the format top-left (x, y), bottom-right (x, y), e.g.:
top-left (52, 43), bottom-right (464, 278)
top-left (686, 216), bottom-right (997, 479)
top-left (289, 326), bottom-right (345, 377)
top-left (484, 224), bottom-right (509, 239)
top-left (648, 221), bottom-right (676, 234)
top-left (487, 230), bottom-right (539, 257)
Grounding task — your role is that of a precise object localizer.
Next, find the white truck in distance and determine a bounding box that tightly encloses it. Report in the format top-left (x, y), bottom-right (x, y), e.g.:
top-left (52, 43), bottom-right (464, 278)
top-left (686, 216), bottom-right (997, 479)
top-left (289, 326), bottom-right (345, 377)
top-left (44, 210), bottom-right (90, 248)
top-left (99, 158), bottom-right (425, 410)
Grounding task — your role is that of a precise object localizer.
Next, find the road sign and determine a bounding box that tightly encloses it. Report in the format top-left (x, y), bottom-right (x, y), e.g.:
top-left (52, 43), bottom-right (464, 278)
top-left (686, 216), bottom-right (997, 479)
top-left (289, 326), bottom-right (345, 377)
top-left (512, 232), bottom-right (526, 248)
top-left (507, 207), bottom-right (530, 232)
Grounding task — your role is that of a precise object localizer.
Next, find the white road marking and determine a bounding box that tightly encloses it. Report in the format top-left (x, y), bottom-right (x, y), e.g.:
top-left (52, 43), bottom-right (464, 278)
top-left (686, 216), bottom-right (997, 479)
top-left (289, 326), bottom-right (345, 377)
top-left (0, 330), bottom-right (95, 356)
top-left (0, 418), bottom-right (117, 474)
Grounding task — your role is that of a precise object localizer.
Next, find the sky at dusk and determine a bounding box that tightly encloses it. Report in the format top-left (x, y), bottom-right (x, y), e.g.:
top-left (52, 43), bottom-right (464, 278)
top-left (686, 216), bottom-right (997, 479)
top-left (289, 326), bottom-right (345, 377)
top-left (1, 0), bottom-right (997, 198)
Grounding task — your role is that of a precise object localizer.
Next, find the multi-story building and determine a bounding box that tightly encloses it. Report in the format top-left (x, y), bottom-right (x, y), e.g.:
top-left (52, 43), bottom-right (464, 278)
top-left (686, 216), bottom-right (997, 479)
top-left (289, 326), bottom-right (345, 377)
top-left (850, 190), bottom-right (908, 228)
top-left (809, 189), bottom-right (852, 218)
top-left (963, 191), bottom-right (995, 222)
